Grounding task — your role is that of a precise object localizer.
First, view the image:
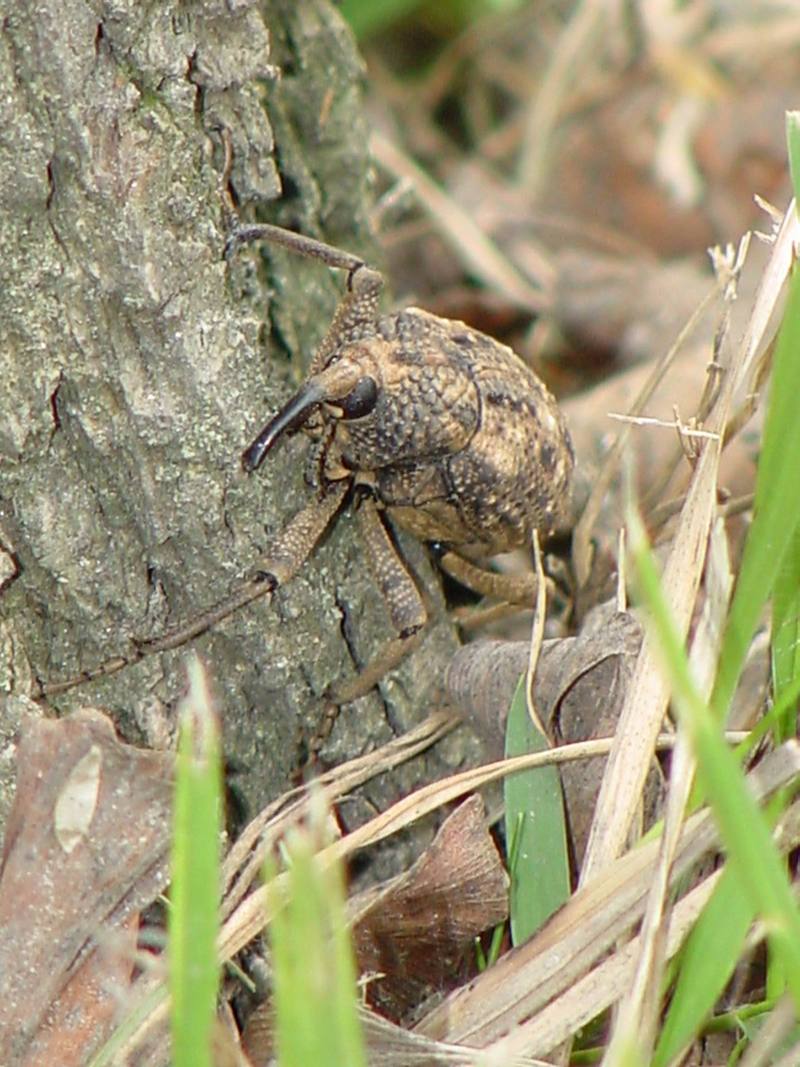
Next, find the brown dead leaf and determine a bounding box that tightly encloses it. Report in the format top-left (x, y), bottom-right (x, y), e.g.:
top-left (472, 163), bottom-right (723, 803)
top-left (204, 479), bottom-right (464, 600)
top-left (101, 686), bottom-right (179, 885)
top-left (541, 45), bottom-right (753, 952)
top-left (0, 706), bottom-right (173, 1066)
top-left (242, 795), bottom-right (508, 1063)
top-left (350, 793), bottom-right (508, 1021)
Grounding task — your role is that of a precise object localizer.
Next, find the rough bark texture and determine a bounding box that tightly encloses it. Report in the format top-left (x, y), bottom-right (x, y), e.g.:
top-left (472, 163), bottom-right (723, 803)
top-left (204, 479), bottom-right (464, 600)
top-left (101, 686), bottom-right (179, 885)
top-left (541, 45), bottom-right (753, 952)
top-left (0, 0), bottom-right (466, 827)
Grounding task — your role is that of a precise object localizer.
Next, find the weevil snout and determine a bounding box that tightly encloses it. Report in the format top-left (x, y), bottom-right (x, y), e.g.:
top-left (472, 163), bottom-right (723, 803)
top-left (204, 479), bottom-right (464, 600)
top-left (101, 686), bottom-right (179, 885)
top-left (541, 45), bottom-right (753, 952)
top-left (242, 358), bottom-right (379, 472)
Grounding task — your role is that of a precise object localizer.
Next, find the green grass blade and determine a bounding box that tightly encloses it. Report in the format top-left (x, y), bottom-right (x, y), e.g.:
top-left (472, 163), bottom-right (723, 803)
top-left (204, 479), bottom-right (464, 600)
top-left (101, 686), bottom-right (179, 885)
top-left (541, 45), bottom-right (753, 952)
top-left (169, 657), bottom-right (222, 1067)
top-left (504, 675), bottom-right (570, 944)
top-left (629, 509), bottom-right (800, 1014)
top-left (712, 261), bottom-right (800, 720)
top-left (771, 521), bottom-right (800, 743)
top-left (653, 866), bottom-right (754, 1066)
top-left (266, 804), bottom-right (367, 1067)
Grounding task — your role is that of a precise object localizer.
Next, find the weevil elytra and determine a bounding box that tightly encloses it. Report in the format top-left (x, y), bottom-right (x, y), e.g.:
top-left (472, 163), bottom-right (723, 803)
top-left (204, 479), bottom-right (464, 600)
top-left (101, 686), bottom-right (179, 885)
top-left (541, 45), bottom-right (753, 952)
top-left (35, 223), bottom-right (574, 703)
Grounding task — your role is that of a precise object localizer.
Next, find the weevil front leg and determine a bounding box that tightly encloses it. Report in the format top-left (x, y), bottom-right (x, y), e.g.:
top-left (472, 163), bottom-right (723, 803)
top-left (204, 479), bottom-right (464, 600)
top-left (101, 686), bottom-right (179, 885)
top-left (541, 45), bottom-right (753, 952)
top-left (225, 223), bottom-right (384, 377)
top-left (249, 480), bottom-right (350, 589)
top-left (329, 495), bottom-right (427, 705)
top-left (34, 482), bottom-right (349, 698)
top-left (140, 479), bottom-right (350, 657)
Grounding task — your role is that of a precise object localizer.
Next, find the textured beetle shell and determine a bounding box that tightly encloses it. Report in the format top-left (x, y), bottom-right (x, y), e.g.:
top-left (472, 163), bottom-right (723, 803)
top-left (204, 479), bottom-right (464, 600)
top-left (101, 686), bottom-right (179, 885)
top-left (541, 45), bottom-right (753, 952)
top-left (322, 307), bottom-right (574, 557)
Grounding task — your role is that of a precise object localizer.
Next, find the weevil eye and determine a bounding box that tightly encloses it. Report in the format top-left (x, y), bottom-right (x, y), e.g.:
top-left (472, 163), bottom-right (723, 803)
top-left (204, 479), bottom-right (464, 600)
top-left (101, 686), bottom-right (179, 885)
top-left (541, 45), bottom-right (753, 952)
top-left (340, 376), bottom-right (378, 420)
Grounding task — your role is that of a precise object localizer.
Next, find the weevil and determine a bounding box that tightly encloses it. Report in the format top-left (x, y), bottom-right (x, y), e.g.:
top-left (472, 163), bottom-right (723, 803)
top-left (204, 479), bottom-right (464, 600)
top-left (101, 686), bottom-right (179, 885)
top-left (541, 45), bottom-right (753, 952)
top-left (35, 223), bottom-right (574, 702)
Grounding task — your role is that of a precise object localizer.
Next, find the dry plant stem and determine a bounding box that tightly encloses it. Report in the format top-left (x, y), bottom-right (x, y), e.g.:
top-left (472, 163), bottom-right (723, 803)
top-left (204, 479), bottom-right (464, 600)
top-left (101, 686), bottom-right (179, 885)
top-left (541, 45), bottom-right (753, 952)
top-left (516, 0), bottom-right (618, 196)
top-left (103, 712), bottom-right (461, 1067)
top-left (578, 212), bottom-right (798, 886)
top-left (220, 710), bottom-right (459, 921)
top-left (102, 727), bottom-right (750, 1067)
top-left (371, 130), bottom-right (553, 309)
top-left (650, 491), bottom-right (755, 534)
top-left (525, 530), bottom-right (548, 733)
top-left (572, 278), bottom-right (724, 587)
top-left (639, 241), bottom-right (749, 517)
top-left (528, 803), bottom-right (800, 1066)
top-left (417, 5), bottom-right (529, 112)
top-left (489, 866), bottom-right (723, 1060)
top-left (734, 202), bottom-right (800, 396)
top-left (705, 14), bottom-right (800, 62)
top-left (605, 518), bottom-right (733, 1060)
top-left (579, 354), bottom-right (728, 884)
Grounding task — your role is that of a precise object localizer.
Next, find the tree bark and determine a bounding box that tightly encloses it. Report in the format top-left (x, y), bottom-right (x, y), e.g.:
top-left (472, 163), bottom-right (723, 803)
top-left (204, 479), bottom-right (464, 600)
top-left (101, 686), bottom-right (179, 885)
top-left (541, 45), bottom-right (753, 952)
top-left (0, 0), bottom-right (465, 824)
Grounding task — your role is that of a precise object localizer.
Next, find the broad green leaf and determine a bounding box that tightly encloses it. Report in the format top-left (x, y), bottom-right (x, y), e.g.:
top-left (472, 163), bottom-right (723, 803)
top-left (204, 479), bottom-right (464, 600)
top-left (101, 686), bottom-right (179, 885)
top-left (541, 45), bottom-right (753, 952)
top-left (504, 674), bottom-right (570, 944)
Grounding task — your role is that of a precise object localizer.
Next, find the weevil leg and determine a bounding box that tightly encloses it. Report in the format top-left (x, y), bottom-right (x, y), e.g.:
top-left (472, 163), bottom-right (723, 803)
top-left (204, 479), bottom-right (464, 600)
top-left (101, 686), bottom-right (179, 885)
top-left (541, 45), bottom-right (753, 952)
top-left (357, 496), bottom-right (427, 637)
top-left (249, 480), bottom-right (350, 588)
top-left (437, 549), bottom-right (541, 605)
top-left (329, 631), bottom-right (425, 706)
top-left (328, 496), bottom-right (427, 705)
top-left (33, 573), bottom-right (276, 698)
top-left (225, 223), bottom-right (367, 275)
top-left (34, 483), bottom-right (350, 699)
top-left (141, 481), bottom-right (349, 654)
top-left (225, 223), bottom-right (384, 376)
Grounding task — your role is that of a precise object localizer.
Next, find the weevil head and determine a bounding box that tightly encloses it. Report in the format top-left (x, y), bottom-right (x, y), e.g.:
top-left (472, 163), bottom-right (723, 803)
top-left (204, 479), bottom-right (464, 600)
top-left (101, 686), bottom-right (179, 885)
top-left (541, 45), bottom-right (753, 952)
top-left (241, 356), bottom-right (379, 472)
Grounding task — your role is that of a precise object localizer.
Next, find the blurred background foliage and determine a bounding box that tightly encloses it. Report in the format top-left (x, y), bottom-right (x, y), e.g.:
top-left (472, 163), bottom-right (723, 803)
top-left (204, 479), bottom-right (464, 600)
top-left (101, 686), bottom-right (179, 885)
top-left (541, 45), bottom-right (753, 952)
top-left (332, 0), bottom-right (797, 401)
top-left (341, 0), bottom-right (524, 45)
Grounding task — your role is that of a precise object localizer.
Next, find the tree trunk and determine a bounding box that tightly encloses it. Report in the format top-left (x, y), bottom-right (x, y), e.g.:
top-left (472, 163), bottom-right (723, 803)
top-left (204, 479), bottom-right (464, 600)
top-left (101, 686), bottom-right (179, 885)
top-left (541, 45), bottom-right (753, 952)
top-left (0, 0), bottom-right (465, 825)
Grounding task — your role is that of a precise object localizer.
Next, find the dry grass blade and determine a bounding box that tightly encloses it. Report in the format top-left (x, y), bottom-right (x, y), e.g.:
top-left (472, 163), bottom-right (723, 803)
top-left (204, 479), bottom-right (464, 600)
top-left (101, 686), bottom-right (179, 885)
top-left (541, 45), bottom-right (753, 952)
top-left (524, 530), bottom-right (547, 730)
top-left (579, 207), bottom-right (796, 886)
top-left (517, 0), bottom-right (621, 196)
top-left (221, 710), bottom-right (459, 920)
top-left (245, 1000), bottom-right (553, 1067)
top-left (605, 518), bottom-right (734, 1058)
top-left (371, 130), bottom-right (553, 309)
top-left (572, 276), bottom-right (723, 586)
top-left (488, 863), bottom-right (724, 1059)
top-left (217, 725), bottom-right (748, 971)
top-left (733, 199), bottom-right (800, 398)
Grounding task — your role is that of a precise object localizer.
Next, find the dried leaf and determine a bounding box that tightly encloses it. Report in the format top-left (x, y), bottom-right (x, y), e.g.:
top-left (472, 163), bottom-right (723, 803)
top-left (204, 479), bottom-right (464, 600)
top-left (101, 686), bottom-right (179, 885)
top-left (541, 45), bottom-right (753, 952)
top-left (350, 794), bottom-right (508, 1021)
top-left (0, 707), bottom-right (173, 1066)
